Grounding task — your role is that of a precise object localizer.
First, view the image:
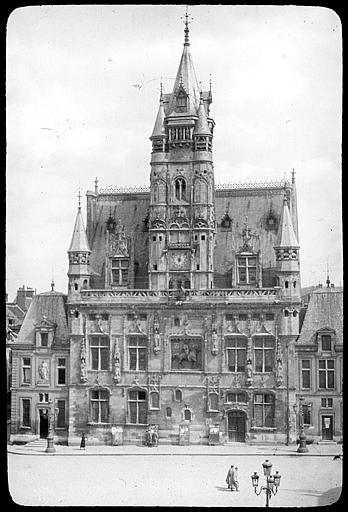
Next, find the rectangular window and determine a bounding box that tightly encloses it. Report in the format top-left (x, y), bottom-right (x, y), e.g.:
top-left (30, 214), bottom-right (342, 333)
top-left (39, 393), bottom-right (49, 402)
top-left (319, 360), bottom-right (335, 389)
top-left (90, 336), bottom-right (110, 371)
top-left (254, 337), bottom-right (274, 372)
top-left (128, 390), bottom-right (147, 424)
top-left (237, 256), bottom-right (257, 285)
top-left (302, 404), bottom-right (311, 425)
top-left (111, 258), bottom-right (129, 285)
top-left (254, 394), bottom-right (274, 427)
top-left (22, 358), bottom-right (31, 384)
top-left (301, 360), bottom-right (311, 389)
top-left (226, 392), bottom-right (247, 403)
top-left (128, 336), bottom-right (147, 371)
top-left (90, 390), bottom-right (109, 423)
top-left (265, 313), bottom-right (274, 321)
top-left (22, 398), bottom-right (31, 427)
top-left (40, 332), bottom-right (48, 347)
top-left (321, 398), bottom-right (333, 408)
top-left (321, 335), bottom-right (332, 351)
top-left (57, 358), bottom-right (66, 385)
top-left (226, 337), bottom-right (247, 372)
top-left (57, 400), bottom-right (66, 428)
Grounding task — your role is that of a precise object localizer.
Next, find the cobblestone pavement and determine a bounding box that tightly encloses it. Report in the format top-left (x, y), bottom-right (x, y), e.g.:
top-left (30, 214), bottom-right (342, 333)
top-left (8, 447), bottom-right (342, 507)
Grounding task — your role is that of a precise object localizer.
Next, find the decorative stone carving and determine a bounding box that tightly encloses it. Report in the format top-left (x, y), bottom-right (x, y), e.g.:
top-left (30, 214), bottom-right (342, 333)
top-left (113, 339), bottom-right (121, 384)
top-left (211, 327), bottom-right (219, 356)
top-left (153, 314), bottom-right (161, 355)
top-left (38, 360), bottom-right (49, 381)
top-left (80, 338), bottom-right (88, 383)
top-left (108, 224), bottom-right (129, 256)
top-left (148, 373), bottom-right (161, 393)
top-left (246, 335), bottom-right (253, 387)
top-left (275, 325), bottom-right (283, 386)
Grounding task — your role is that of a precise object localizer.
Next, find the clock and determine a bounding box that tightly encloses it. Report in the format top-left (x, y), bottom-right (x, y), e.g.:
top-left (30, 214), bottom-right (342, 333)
top-left (170, 251), bottom-right (188, 269)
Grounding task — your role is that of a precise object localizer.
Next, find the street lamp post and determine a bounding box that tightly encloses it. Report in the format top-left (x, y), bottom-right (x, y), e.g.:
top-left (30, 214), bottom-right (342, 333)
top-left (297, 397), bottom-right (308, 453)
top-left (251, 459), bottom-right (281, 507)
top-left (45, 399), bottom-right (57, 453)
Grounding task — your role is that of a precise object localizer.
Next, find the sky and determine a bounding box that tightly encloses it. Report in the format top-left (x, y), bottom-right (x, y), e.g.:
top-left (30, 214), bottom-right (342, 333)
top-left (6, 5), bottom-right (342, 301)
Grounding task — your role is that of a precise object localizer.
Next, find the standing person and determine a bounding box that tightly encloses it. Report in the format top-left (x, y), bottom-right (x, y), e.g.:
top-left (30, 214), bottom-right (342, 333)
top-left (80, 432), bottom-right (87, 450)
top-left (233, 466), bottom-right (239, 492)
top-left (226, 465), bottom-right (235, 491)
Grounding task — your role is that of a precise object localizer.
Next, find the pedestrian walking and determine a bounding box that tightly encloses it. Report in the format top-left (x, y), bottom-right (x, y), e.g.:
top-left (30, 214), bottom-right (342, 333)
top-left (226, 465), bottom-right (236, 491)
top-left (80, 432), bottom-right (87, 450)
top-left (233, 466), bottom-right (239, 492)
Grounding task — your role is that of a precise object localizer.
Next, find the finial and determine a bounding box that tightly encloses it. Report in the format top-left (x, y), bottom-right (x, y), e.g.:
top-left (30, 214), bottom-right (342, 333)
top-left (291, 168), bottom-right (296, 184)
top-left (94, 177), bottom-right (99, 194)
top-left (160, 77), bottom-right (163, 101)
top-left (209, 74), bottom-right (212, 91)
top-left (77, 188), bottom-right (81, 209)
top-left (326, 258), bottom-right (330, 287)
top-left (181, 5), bottom-right (193, 45)
top-left (51, 279), bottom-right (55, 292)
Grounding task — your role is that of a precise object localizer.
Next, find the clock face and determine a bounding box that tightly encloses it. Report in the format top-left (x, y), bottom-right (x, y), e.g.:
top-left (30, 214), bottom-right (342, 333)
top-left (170, 251), bottom-right (188, 269)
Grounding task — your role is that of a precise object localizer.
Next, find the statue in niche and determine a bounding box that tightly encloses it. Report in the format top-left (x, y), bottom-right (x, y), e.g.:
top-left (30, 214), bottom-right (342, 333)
top-left (80, 339), bottom-right (88, 383)
top-left (211, 328), bottom-right (218, 356)
top-left (80, 358), bottom-right (87, 383)
top-left (276, 359), bottom-right (283, 385)
top-left (113, 347), bottom-right (121, 384)
top-left (153, 325), bottom-right (161, 355)
top-left (38, 361), bottom-right (49, 381)
top-left (246, 359), bottom-right (253, 386)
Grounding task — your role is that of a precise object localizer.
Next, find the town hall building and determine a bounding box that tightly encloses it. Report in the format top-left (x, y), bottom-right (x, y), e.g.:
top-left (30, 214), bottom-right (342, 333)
top-left (10, 14), bottom-right (307, 446)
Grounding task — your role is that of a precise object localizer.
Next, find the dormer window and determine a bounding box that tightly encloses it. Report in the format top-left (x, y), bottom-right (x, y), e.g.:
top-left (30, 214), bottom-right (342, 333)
top-left (40, 332), bottom-right (48, 347)
top-left (111, 258), bottom-right (129, 286)
top-left (321, 335), bottom-right (332, 351)
top-left (176, 91), bottom-right (188, 112)
top-left (237, 255), bottom-right (257, 285)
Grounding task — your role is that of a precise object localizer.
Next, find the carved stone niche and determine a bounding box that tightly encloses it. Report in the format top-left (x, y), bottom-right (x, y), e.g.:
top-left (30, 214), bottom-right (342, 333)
top-left (153, 314), bottom-right (161, 355)
top-left (211, 327), bottom-right (219, 356)
top-left (80, 338), bottom-right (88, 384)
top-left (113, 338), bottom-right (121, 384)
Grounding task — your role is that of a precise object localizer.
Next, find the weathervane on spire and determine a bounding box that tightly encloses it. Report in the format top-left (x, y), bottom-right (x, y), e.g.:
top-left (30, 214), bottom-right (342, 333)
top-left (77, 187), bottom-right (81, 209)
top-left (181, 5), bottom-right (193, 45)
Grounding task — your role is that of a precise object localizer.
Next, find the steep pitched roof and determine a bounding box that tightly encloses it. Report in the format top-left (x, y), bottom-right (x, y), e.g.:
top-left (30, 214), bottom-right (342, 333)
top-left (68, 207), bottom-right (91, 253)
top-left (194, 95), bottom-right (211, 135)
top-left (151, 97), bottom-right (166, 138)
top-left (275, 197), bottom-right (299, 248)
top-left (298, 289), bottom-right (343, 344)
top-left (167, 26), bottom-right (200, 116)
top-left (15, 290), bottom-right (69, 345)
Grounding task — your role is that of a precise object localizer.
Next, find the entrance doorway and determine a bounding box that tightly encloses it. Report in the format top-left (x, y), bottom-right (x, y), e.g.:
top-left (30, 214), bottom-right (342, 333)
top-left (321, 415), bottom-right (333, 440)
top-left (39, 409), bottom-right (49, 438)
top-left (227, 410), bottom-right (246, 442)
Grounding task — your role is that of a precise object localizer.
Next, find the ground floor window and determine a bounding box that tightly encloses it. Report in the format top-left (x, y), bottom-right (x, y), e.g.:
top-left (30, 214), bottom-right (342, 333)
top-left (253, 393), bottom-right (274, 427)
top-left (208, 393), bottom-right (219, 411)
top-left (90, 389), bottom-right (109, 423)
top-left (22, 398), bottom-right (31, 427)
top-left (128, 390), bottom-right (147, 424)
top-left (57, 399), bottom-right (66, 428)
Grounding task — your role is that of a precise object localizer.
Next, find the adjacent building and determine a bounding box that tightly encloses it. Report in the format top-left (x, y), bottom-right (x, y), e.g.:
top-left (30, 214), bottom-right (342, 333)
top-left (295, 282), bottom-right (343, 442)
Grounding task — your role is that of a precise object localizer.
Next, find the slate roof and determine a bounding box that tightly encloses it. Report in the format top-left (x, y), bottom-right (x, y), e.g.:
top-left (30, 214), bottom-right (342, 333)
top-left (297, 288), bottom-right (343, 345)
top-left (86, 184), bottom-right (294, 288)
top-left (15, 290), bottom-right (69, 345)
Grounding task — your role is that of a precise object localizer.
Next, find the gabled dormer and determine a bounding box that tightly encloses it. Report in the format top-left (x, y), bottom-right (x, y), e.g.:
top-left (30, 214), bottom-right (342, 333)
top-left (34, 315), bottom-right (57, 348)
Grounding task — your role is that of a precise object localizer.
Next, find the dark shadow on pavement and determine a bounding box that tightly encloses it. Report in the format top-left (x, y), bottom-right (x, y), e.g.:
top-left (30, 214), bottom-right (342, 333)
top-left (318, 487), bottom-right (342, 507)
top-left (215, 486), bottom-right (232, 492)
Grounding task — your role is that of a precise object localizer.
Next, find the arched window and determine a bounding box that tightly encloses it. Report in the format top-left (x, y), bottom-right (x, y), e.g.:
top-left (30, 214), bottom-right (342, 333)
top-left (74, 283), bottom-right (78, 291)
top-left (184, 409), bottom-right (192, 421)
top-left (83, 279), bottom-right (88, 289)
top-left (175, 178), bottom-right (186, 201)
top-left (166, 407), bottom-right (172, 418)
top-left (175, 389), bottom-right (182, 402)
top-left (285, 281), bottom-right (289, 289)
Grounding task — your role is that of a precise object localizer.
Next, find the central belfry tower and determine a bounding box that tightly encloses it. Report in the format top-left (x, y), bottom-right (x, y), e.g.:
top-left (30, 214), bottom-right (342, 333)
top-left (149, 14), bottom-right (216, 291)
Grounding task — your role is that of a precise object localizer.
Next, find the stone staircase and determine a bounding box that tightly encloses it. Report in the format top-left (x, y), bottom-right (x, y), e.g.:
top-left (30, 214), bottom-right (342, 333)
top-left (24, 438), bottom-right (48, 451)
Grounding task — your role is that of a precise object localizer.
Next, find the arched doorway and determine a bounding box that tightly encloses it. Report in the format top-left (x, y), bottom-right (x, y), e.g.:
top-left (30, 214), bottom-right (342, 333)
top-left (39, 409), bottom-right (49, 438)
top-left (227, 410), bottom-right (246, 442)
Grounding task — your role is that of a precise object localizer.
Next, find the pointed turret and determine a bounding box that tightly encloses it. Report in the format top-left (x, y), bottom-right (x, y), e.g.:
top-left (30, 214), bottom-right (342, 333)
top-left (68, 206), bottom-right (91, 253)
top-left (167, 11), bottom-right (201, 115)
top-left (275, 195), bottom-right (299, 249)
top-left (67, 198), bottom-right (91, 297)
top-left (150, 87), bottom-right (166, 153)
top-left (194, 94), bottom-right (211, 135)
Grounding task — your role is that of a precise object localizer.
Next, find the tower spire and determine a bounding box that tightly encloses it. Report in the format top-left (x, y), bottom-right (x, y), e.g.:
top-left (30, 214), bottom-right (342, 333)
top-left (182, 5), bottom-right (193, 46)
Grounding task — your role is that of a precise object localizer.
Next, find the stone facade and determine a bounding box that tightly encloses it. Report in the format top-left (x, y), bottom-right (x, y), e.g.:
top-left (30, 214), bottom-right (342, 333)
top-left (65, 19), bottom-right (301, 446)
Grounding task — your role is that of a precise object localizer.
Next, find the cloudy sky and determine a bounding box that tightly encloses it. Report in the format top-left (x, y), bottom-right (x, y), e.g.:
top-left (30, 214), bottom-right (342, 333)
top-left (6, 5), bottom-right (342, 300)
